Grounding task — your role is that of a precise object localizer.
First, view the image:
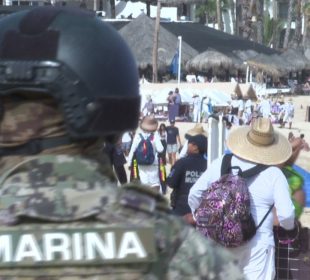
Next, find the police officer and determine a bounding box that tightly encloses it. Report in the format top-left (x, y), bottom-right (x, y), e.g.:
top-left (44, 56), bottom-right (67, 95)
top-left (0, 7), bottom-right (244, 279)
top-left (167, 135), bottom-right (208, 219)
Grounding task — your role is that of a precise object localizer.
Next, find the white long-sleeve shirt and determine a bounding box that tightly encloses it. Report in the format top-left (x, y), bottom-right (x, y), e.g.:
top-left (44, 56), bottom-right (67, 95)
top-left (127, 130), bottom-right (163, 166)
top-left (188, 155), bottom-right (295, 246)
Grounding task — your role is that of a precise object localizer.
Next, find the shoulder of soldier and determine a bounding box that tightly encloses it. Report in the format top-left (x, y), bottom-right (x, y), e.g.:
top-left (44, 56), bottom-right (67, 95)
top-left (168, 226), bottom-right (245, 279)
top-left (119, 183), bottom-right (171, 213)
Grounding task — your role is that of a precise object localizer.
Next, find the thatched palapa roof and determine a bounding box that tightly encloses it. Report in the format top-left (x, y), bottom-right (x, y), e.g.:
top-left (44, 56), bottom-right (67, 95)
top-left (186, 48), bottom-right (242, 72)
top-left (279, 48), bottom-right (310, 72)
top-left (246, 53), bottom-right (289, 77)
top-left (233, 50), bottom-right (259, 61)
top-left (119, 14), bottom-right (198, 70)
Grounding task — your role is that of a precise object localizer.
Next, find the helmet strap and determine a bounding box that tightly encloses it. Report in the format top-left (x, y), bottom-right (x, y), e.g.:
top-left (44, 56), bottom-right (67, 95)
top-left (0, 136), bottom-right (75, 156)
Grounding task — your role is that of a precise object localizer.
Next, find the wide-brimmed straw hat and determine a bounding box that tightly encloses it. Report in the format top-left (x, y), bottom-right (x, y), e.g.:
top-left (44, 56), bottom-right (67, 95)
top-left (186, 123), bottom-right (208, 138)
top-left (140, 116), bottom-right (158, 132)
top-left (226, 118), bottom-right (292, 165)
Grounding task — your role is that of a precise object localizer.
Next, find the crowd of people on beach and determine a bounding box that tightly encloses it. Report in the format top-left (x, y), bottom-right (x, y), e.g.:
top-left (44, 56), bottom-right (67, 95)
top-left (108, 100), bottom-right (309, 279)
top-left (142, 85), bottom-right (296, 134)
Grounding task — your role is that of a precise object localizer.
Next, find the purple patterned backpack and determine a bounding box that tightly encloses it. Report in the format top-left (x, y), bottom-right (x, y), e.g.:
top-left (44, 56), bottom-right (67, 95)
top-left (195, 154), bottom-right (273, 247)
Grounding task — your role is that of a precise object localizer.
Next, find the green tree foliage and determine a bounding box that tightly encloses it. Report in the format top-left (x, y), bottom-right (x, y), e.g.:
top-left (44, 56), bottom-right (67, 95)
top-left (263, 11), bottom-right (284, 47)
top-left (196, 0), bottom-right (228, 26)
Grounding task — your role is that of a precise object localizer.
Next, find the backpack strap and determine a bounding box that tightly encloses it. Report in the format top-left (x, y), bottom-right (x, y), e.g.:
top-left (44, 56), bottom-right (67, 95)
top-left (220, 154), bottom-right (233, 176)
top-left (241, 164), bottom-right (269, 178)
top-left (221, 153), bottom-right (269, 178)
top-left (256, 204), bottom-right (274, 230)
top-left (139, 133), bottom-right (144, 140)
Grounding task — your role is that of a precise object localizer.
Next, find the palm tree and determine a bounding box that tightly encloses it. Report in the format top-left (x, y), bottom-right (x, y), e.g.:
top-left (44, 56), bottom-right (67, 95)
top-left (303, 2), bottom-right (310, 58)
top-left (263, 9), bottom-right (284, 47)
top-left (216, 0), bottom-right (224, 30)
top-left (291, 0), bottom-right (303, 48)
top-left (283, 0), bottom-right (295, 49)
top-left (230, 0), bottom-right (236, 34)
top-left (196, 1), bottom-right (217, 26)
top-left (152, 0), bottom-right (161, 82)
top-left (240, 0), bottom-right (253, 40)
top-left (255, 0), bottom-right (264, 44)
top-left (196, 0), bottom-right (229, 29)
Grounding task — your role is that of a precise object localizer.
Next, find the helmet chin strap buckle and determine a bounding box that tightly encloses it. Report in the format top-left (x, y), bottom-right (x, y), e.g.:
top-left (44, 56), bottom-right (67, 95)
top-left (5, 62), bottom-right (34, 81)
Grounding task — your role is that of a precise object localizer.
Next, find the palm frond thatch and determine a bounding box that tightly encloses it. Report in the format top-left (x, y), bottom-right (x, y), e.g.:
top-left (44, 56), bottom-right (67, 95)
top-left (233, 49), bottom-right (259, 61)
top-left (246, 53), bottom-right (287, 77)
top-left (279, 48), bottom-right (310, 72)
top-left (186, 48), bottom-right (242, 72)
top-left (119, 14), bottom-right (198, 70)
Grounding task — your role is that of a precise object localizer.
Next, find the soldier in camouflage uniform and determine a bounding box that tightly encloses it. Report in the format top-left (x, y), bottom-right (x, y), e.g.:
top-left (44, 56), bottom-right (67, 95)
top-left (0, 7), bottom-right (244, 279)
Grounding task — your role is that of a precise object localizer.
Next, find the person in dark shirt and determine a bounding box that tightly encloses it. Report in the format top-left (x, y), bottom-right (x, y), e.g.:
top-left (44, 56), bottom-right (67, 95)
top-left (166, 120), bottom-right (181, 166)
top-left (103, 139), bottom-right (127, 185)
top-left (167, 134), bottom-right (208, 222)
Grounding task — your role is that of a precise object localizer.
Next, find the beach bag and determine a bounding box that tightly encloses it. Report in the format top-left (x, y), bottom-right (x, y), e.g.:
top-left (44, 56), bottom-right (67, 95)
top-left (135, 133), bottom-right (155, 165)
top-left (195, 154), bottom-right (273, 247)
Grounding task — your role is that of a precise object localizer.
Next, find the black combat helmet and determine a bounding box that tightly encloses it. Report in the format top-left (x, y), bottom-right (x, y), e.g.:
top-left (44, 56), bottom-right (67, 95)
top-left (0, 7), bottom-right (140, 140)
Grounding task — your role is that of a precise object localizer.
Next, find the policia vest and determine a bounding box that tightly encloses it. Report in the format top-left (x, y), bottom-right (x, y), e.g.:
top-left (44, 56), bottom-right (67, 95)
top-left (0, 155), bottom-right (186, 279)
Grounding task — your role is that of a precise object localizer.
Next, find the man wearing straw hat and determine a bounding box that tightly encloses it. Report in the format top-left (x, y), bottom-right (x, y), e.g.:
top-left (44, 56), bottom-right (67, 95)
top-left (189, 118), bottom-right (295, 280)
top-left (0, 7), bottom-right (244, 279)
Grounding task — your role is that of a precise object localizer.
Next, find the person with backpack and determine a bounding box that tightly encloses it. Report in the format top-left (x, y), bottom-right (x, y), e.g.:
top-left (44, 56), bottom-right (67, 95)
top-left (188, 117), bottom-right (295, 280)
top-left (127, 116), bottom-right (164, 192)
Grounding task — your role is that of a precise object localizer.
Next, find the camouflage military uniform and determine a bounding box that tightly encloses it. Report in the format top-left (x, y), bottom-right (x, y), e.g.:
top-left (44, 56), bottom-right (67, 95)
top-left (0, 155), bottom-right (244, 279)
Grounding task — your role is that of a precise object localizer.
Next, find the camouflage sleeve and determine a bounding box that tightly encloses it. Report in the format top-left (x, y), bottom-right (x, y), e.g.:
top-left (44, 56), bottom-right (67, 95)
top-left (167, 227), bottom-right (245, 280)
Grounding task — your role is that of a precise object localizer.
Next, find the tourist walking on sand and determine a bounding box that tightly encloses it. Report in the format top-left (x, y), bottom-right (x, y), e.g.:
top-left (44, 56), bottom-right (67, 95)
top-left (174, 87), bottom-right (182, 118)
top-left (167, 90), bottom-right (176, 122)
top-left (142, 95), bottom-right (155, 116)
top-left (280, 98), bottom-right (294, 129)
top-left (192, 93), bottom-right (201, 123)
top-left (243, 96), bottom-right (253, 125)
top-left (189, 118), bottom-right (295, 280)
top-left (166, 120), bottom-right (181, 166)
top-left (259, 95), bottom-right (271, 118)
top-left (127, 116), bottom-right (163, 192)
